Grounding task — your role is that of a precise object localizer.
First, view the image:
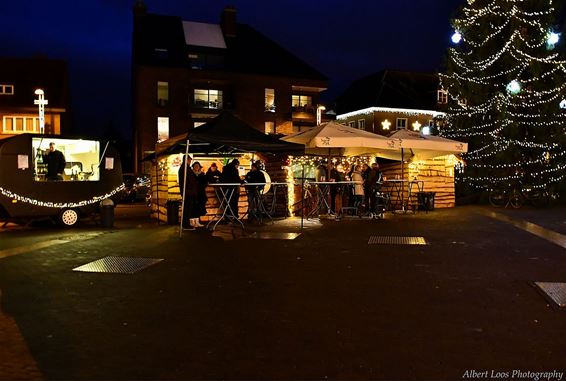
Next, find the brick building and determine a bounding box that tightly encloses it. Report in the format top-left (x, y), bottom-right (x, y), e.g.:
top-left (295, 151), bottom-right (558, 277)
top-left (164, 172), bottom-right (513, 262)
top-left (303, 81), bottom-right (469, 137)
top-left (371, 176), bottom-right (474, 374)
top-left (132, 2), bottom-right (329, 173)
top-left (0, 57), bottom-right (70, 140)
top-left (335, 70), bottom-right (446, 135)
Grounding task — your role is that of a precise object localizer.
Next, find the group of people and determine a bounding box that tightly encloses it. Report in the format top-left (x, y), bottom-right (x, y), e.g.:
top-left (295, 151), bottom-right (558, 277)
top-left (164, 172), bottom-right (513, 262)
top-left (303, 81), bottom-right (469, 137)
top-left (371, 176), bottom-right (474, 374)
top-left (178, 156), bottom-right (268, 230)
top-left (177, 156), bottom-right (221, 230)
top-left (314, 161), bottom-right (383, 215)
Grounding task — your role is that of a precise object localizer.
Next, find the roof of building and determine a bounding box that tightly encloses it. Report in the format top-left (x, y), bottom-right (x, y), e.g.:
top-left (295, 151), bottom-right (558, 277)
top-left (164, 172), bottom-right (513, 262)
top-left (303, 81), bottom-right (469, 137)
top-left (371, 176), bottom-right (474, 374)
top-left (133, 12), bottom-right (327, 81)
top-left (0, 56), bottom-right (69, 109)
top-left (335, 70), bottom-right (439, 114)
top-left (182, 21), bottom-right (227, 49)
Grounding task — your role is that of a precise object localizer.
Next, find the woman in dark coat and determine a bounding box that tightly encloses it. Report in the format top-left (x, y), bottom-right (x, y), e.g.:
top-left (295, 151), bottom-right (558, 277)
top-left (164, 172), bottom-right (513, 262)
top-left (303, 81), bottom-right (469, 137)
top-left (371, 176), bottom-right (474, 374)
top-left (192, 161), bottom-right (208, 223)
top-left (178, 155), bottom-right (200, 229)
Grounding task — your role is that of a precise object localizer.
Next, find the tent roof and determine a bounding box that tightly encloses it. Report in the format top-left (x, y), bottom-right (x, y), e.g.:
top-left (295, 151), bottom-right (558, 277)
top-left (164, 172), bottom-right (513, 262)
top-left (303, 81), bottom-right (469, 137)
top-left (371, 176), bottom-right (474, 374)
top-left (145, 111), bottom-right (304, 160)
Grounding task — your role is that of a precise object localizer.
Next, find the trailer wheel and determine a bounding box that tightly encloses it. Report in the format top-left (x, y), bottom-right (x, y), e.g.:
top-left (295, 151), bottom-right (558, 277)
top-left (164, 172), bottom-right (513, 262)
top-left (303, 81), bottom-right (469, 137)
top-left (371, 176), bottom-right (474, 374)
top-left (58, 208), bottom-right (79, 227)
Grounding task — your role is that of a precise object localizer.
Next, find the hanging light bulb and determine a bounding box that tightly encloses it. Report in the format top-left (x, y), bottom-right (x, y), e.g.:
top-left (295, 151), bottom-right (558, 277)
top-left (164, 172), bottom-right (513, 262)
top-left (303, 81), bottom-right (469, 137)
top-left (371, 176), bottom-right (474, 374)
top-left (506, 80), bottom-right (521, 95)
top-left (451, 31), bottom-right (462, 44)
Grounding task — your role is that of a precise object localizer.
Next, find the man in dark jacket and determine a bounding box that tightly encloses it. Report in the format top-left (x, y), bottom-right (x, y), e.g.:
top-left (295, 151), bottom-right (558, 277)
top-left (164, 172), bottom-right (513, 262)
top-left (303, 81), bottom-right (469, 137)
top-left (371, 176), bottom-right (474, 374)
top-left (366, 163), bottom-right (383, 213)
top-left (42, 142), bottom-right (66, 181)
top-left (244, 162), bottom-right (266, 220)
top-left (178, 155), bottom-right (199, 230)
top-left (206, 162), bottom-right (221, 184)
top-left (220, 159), bottom-right (242, 219)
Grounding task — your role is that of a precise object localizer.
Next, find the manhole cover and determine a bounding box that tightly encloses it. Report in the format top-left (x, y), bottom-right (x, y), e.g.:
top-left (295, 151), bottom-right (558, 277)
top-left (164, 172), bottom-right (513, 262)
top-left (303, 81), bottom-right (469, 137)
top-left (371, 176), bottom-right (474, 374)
top-left (73, 256), bottom-right (163, 274)
top-left (368, 236), bottom-right (427, 245)
top-left (534, 282), bottom-right (566, 308)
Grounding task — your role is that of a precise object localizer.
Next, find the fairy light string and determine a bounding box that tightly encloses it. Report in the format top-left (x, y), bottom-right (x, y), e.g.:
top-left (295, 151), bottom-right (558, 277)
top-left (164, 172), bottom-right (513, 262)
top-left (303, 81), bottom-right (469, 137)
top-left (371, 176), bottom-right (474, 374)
top-left (440, 0), bottom-right (566, 191)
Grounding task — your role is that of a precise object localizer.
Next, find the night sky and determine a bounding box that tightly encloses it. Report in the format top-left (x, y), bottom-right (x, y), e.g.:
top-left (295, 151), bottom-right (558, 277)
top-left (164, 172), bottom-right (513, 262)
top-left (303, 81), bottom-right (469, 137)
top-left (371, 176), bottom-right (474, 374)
top-left (0, 0), bottom-right (463, 140)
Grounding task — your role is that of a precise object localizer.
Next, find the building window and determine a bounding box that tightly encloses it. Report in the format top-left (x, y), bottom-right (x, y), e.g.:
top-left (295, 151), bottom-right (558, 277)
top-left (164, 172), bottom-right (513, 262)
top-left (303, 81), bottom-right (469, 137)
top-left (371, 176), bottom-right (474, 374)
top-left (358, 119), bottom-right (365, 130)
top-left (396, 118), bottom-right (407, 130)
top-left (157, 82), bottom-right (169, 106)
top-left (292, 95), bottom-right (313, 112)
top-left (265, 121), bottom-right (275, 134)
top-left (194, 122), bottom-right (206, 128)
top-left (157, 117), bottom-right (169, 143)
top-left (348, 121), bottom-right (356, 128)
top-left (194, 89), bottom-right (223, 109)
top-left (437, 89), bottom-right (448, 104)
top-left (265, 89), bottom-right (275, 112)
top-left (0, 84), bottom-right (14, 95)
top-left (2, 116), bottom-right (39, 134)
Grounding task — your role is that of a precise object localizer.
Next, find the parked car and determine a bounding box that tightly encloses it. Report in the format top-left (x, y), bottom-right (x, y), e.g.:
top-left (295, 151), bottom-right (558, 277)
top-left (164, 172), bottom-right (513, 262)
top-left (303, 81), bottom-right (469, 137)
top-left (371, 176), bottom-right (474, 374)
top-left (120, 174), bottom-right (150, 203)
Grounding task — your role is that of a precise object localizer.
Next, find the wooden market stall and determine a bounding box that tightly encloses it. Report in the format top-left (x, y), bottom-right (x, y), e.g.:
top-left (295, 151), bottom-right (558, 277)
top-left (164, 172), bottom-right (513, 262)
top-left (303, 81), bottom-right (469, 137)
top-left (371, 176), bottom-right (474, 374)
top-left (145, 112), bottom-right (303, 223)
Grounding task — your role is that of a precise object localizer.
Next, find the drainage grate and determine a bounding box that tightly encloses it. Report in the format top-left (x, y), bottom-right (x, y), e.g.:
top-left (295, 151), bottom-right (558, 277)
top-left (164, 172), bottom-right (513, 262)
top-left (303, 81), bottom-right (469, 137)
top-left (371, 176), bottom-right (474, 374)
top-left (368, 236), bottom-right (427, 245)
top-left (73, 256), bottom-right (164, 274)
top-left (534, 282), bottom-right (566, 308)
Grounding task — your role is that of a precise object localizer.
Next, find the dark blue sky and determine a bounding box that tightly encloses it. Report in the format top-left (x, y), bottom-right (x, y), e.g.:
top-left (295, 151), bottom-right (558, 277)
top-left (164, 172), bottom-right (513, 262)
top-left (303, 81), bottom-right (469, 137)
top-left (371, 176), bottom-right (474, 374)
top-left (0, 0), bottom-right (463, 139)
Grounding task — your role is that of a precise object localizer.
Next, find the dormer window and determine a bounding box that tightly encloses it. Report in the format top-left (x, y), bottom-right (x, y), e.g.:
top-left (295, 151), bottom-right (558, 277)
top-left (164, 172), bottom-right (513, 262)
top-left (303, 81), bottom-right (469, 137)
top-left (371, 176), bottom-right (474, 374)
top-left (0, 84), bottom-right (14, 95)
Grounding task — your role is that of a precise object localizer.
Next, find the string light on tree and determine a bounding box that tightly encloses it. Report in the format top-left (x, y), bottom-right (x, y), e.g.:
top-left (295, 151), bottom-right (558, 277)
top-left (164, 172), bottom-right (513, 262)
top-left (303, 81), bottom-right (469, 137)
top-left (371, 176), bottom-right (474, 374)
top-left (440, 0), bottom-right (566, 192)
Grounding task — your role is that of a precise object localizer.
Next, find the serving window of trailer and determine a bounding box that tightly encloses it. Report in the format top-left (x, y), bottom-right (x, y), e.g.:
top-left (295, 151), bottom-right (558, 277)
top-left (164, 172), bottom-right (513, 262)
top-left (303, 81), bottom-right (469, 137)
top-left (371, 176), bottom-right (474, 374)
top-left (32, 138), bottom-right (101, 182)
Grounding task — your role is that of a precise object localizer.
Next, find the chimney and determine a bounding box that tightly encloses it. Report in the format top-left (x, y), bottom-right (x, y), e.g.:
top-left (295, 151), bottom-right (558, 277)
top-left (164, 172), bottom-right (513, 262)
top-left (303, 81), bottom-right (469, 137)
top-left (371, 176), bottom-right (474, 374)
top-left (221, 7), bottom-right (237, 38)
top-left (133, 0), bottom-right (146, 18)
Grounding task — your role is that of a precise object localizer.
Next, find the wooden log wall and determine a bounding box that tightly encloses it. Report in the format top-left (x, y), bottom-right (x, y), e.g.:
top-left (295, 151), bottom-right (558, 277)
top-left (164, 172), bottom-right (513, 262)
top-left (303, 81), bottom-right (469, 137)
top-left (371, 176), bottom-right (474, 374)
top-left (150, 154), bottom-right (294, 223)
top-left (380, 156), bottom-right (456, 209)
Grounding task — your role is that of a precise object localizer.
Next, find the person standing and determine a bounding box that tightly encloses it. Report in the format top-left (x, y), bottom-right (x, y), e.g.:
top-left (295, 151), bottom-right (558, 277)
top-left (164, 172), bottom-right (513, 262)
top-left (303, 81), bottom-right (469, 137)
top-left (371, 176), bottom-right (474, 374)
top-left (244, 162), bottom-right (266, 221)
top-left (206, 162), bottom-right (221, 184)
top-left (327, 162), bottom-right (342, 214)
top-left (42, 142), bottom-right (66, 181)
top-left (178, 155), bottom-right (199, 230)
top-left (192, 161), bottom-right (208, 226)
top-left (220, 159), bottom-right (242, 220)
top-left (366, 162), bottom-right (383, 213)
top-left (351, 165), bottom-right (365, 211)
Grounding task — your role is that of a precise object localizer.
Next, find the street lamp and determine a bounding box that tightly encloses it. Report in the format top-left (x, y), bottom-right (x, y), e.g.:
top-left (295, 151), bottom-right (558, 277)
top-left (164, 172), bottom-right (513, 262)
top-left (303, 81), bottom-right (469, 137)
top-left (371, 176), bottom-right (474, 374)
top-left (316, 104), bottom-right (326, 126)
top-left (34, 89), bottom-right (48, 134)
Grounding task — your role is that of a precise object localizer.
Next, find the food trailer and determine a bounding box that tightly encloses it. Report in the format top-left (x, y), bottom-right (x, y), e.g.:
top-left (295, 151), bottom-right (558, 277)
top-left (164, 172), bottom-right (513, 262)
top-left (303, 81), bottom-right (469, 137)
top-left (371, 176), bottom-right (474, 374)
top-left (0, 134), bottom-right (123, 226)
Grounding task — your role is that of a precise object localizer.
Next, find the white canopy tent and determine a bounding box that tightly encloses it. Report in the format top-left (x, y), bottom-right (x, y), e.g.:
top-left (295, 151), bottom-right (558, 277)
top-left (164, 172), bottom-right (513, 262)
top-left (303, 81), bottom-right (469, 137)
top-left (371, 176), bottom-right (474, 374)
top-left (281, 121), bottom-right (401, 157)
top-left (381, 129), bottom-right (468, 161)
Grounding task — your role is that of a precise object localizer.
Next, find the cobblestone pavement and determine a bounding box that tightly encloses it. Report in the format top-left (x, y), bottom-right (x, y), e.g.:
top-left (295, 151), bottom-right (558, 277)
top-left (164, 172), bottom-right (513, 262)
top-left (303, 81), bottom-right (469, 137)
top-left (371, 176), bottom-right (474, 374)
top-left (0, 204), bottom-right (565, 380)
top-left (0, 291), bottom-right (42, 380)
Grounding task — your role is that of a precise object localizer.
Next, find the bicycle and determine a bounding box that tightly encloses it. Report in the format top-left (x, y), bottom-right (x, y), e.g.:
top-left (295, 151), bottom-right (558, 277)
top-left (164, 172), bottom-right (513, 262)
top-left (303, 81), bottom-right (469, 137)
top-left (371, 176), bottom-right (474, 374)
top-left (488, 184), bottom-right (551, 208)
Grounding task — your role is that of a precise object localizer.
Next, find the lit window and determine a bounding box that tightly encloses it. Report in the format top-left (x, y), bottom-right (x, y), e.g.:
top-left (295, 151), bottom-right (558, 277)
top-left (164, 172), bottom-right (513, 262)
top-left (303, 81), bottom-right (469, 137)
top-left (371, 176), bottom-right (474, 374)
top-left (292, 95), bottom-right (312, 111)
top-left (157, 82), bottom-right (169, 106)
top-left (265, 89), bottom-right (275, 112)
top-left (157, 117), bottom-right (169, 143)
top-left (396, 118), bottom-right (407, 130)
top-left (437, 89), bottom-right (448, 104)
top-left (32, 137), bottom-right (101, 182)
top-left (2, 116), bottom-right (39, 134)
top-left (265, 121), bottom-right (275, 134)
top-left (194, 122), bottom-right (206, 128)
top-left (0, 84), bottom-right (14, 95)
top-left (348, 121), bottom-right (356, 128)
top-left (358, 119), bottom-right (365, 130)
top-left (194, 89), bottom-right (223, 109)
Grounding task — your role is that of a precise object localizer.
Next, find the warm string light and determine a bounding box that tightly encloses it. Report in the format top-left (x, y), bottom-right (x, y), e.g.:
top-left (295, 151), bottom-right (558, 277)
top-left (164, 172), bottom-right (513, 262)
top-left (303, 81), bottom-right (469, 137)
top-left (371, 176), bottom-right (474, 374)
top-left (0, 184), bottom-right (126, 208)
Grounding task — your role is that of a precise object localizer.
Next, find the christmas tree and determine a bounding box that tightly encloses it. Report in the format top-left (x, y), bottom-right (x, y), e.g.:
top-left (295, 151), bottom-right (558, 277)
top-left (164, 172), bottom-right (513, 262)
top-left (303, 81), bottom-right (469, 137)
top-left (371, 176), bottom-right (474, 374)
top-left (440, 0), bottom-right (566, 195)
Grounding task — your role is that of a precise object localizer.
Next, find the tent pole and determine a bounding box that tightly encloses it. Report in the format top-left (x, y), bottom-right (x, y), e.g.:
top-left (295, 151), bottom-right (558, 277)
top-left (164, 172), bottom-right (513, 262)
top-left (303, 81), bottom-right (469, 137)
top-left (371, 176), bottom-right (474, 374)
top-left (300, 163), bottom-right (305, 230)
top-left (179, 139), bottom-right (190, 238)
top-left (155, 150), bottom-right (160, 225)
top-left (401, 148), bottom-right (405, 211)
